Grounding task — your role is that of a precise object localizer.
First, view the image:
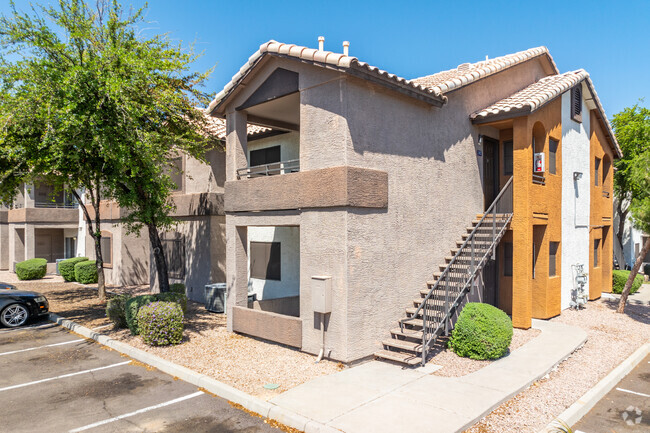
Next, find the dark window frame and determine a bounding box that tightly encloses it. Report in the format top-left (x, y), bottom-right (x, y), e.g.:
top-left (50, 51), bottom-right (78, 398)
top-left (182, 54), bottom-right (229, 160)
top-left (503, 140), bottom-right (513, 176)
top-left (594, 238), bottom-right (600, 268)
top-left (249, 145), bottom-right (281, 168)
top-left (595, 157), bottom-right (601, 186)
top-left (549, 241), bottom-right (559, 277)
top-left (162, 234), bottom-right (186, 280)
top-left (100, 232), bottom-right (113, 268)
top-left (250, 241), bottom-right (281, 281)
top-left (549, 139), bottom-right (558, 175)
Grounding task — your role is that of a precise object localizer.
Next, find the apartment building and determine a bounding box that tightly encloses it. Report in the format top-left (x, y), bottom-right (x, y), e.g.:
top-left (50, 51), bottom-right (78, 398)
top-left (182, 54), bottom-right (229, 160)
top-left (207, 41), bottom-right (619, 365)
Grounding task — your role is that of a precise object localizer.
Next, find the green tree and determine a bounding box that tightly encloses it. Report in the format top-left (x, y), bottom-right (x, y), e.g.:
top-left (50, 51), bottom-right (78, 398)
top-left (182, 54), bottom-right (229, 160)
top-left (0, 0), bottom-right (214, 296)
top-left (612, 104), bottom-right (650, 313)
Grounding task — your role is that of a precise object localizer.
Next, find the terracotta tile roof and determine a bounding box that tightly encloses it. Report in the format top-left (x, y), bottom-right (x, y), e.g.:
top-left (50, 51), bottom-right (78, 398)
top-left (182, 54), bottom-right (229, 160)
top-left (412, 47), bottom-right (558, 94)
top-left (203, 112), bottom-right (270, 140)
top-left (471, 70), bottom-right (588, 119)
top-left (207, 40), bottom-right (447, 114)
top-left (471, 70), bottom-right (622, 158)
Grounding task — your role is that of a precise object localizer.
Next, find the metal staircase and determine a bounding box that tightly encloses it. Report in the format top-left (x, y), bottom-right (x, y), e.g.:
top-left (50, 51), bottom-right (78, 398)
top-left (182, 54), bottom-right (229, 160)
top-left (375, 177), bottom-right (513, 366)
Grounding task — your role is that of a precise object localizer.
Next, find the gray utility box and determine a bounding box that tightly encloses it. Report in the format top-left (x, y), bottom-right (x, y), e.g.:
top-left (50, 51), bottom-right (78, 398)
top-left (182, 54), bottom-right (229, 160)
top-left (56, 259), bottom-right (66, 275)
top-left (204, 283), bottom-right (227, 313)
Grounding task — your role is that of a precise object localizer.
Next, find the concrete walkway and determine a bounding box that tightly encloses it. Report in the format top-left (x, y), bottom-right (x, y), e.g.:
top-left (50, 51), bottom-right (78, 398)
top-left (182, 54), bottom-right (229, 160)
top-left (271, 320), bottom-right (587, 433)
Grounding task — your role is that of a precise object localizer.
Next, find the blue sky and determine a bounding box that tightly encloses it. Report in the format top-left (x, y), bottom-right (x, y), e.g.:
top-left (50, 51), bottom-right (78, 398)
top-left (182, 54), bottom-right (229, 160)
top-left (2, 0), bottom-right (648, 116)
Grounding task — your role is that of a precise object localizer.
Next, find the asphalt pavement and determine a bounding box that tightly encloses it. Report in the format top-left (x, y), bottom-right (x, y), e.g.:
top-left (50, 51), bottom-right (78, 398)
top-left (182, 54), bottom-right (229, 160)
top-left (573, 354), bottom-right (650, 433)
top-left (0, 320), bottom-right (279, 433)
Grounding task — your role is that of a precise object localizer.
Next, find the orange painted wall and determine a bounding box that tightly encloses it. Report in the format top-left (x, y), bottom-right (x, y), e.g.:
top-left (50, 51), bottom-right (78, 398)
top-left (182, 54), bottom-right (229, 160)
top-left (589, 110), bottom-right (615, 298)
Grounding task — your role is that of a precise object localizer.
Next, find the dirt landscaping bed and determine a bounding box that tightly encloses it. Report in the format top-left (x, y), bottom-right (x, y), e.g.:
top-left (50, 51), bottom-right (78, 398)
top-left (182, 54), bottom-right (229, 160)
top-left (15, 281), bottom-right (342, 400)
top-left (466, 288), bottom-right (650, 433)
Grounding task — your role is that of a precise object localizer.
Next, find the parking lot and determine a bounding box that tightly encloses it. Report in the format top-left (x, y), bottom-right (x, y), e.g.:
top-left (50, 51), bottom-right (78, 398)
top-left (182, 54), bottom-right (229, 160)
top-left (1, 320), bottom-right (279, 433)
top-left (573, 354), bottom-right (650, 432)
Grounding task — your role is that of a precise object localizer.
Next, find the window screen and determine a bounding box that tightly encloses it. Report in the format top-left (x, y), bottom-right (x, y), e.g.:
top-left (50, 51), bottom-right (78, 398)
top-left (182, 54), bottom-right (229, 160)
top-left (549, 139), bottom-right (558, 175)
top-left (503, 140), bottom-right (513, 175)
top-left (250, 146), bottom-right (281, 167)
top-left (594, 239), bottom-right (600, 267)
top-left (549, 242), bottom-right (559, 277)
top-left (100, 236), bottom-right (112, 266)
top-left (595, 158), bottom-right (601, 186)
top-left (250, 241), bottom-right (281, 280)
top-left (504, 242), bottom-right (513, 277)
top-left (163, 236), bottom-right (186, 279)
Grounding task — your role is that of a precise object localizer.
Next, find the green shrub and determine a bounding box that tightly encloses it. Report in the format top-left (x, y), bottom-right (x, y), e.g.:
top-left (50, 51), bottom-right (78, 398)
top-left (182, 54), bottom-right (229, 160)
top-left (106, 294), bottom-right (131, 328)
top-left (612, 270), bottom-right (643, 294)
top-left (169, 283), bottom-right (186, 295)
top-left (125, 292), bottom-right (188, 335)
top-left (448, 303), bottom-right (513, 360)
top-left (59, 257), bottom-right (89, 282)
top-left (138, 301), bottom-right (184, 346)
top-left (74, 260), bottom-right (98, 284)
top-left (16, 258), bottom-right (47, 280)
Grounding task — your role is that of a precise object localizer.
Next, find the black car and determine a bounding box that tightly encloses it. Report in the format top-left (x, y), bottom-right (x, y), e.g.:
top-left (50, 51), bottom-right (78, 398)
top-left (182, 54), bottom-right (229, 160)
top-left (0, 283), bottom-right (49, 327)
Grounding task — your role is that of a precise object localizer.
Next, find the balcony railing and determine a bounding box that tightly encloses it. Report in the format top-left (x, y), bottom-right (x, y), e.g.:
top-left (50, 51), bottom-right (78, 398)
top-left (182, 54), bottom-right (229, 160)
top-left (236, 159), bottom-right (300, 180)
top-left (532, 174), bottom-right (546, 185)
top-left (602, 190), bottom-right (610, 198)
top-left (34, 201), bottom-right (78, 209)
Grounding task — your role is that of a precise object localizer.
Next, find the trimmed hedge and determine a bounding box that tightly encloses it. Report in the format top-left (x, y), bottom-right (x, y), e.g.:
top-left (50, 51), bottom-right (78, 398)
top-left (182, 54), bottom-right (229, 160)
top-left (125, 292), bottom-right (188, 335)
top-left (169, 283), bottom-right (186, 295)
top-left (106, 294), bottom-right (131, 329)
top-left (16, 258), bottom-right (47, 280)
top-left (138, 301), bottom-right (184, 346)
top-left (448, 303), bottom-right (513, 360)
top-left (59, 257), bottom-right (89, 282)
top-left (74, 260), bottom-right (98, 284)
top-left (612, 270), bottom-right (643, 294)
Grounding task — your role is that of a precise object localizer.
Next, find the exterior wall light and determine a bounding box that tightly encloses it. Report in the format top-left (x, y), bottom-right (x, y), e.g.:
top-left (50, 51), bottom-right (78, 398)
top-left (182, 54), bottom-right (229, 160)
top-left (573, 171), bottom-right (583, 181)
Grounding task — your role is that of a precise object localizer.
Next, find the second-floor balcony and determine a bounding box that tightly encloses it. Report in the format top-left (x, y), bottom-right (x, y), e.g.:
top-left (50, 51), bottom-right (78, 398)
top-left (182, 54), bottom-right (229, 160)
top-left (236, 159), bottom-right (300, 179)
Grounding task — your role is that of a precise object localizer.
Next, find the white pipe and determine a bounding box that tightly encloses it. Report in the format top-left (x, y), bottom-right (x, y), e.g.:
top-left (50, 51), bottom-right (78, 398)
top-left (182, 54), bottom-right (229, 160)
top-left (315, 313), bottom-right (325, 363)
top-left (318, 36), bottom-right (324, 51)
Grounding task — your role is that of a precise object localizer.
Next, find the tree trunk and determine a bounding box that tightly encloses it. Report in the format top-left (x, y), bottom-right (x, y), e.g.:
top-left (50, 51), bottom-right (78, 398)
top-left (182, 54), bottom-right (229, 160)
top-left (148, 223), bottom-right (170, 294)
top-left (71, 188), bottom-right (106, 300)
top-left (617, 236), bottom-right (650, 313)
top-left (615, 199), bottom-right (629, 259)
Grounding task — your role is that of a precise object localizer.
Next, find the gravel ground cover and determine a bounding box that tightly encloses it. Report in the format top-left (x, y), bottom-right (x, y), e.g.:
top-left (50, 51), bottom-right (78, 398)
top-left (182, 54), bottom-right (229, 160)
top-left (0, 270), bottom-right (64, 284)
top-left (430, 328), bottom-right (541, 377)
top-left (466, 287), bottom-right (650, 433)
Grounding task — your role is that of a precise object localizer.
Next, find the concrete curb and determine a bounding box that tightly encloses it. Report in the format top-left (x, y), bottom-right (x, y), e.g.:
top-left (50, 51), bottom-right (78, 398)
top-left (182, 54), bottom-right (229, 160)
top-left (49, 313), bottom-right (336, 433)
top-left (539, 342), bottom-right (650, 432)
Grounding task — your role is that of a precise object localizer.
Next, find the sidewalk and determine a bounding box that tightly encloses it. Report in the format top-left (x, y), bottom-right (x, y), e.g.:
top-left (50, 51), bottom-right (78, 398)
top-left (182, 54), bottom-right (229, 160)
top-left (271, 320), bottom-right (587, 433)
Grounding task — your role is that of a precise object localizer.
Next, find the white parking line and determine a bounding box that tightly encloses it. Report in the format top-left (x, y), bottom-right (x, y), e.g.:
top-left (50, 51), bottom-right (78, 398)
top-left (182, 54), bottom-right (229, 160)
top-left (0, 323), bottom-right (56, 334)
top-left (0, 361), bottom-right (131, 392)
top-left (68, 391), bottom-right (204, 432)
top-left (616, 387), bottom-right (650, 398)
top-left (0, 339), bottom-right (85, 356)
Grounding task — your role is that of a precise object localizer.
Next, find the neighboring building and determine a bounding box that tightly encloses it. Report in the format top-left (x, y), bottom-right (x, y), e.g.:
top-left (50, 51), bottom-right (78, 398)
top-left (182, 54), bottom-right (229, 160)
top-left (0, 183), bottom-right (80, 273)
top-left (207, 40), bottom-right (620, 365)
top-left (614, 201), bottom-right (650, 270)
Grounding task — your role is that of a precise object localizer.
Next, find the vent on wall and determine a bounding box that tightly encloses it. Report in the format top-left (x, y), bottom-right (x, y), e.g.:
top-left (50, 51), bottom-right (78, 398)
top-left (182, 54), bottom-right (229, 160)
top-left (571, 85), bottom-right (582, 123)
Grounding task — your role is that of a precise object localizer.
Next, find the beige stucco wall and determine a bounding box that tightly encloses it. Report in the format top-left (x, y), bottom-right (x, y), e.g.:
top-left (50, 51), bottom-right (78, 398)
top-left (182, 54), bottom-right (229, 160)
top-left (223, 55), bottom-right (551, 362)
top-left (0, 212), bottom-right (8, 270)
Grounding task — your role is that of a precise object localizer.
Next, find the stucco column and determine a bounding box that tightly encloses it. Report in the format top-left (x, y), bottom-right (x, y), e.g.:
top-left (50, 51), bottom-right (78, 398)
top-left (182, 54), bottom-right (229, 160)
top-left (24, 183), bottom-right (35, 208)
top-left (226, 219), bottom-right (248, 331)
top-left (511, 117), bottom-right (533, 329)
top-left (24, 224), bottom-right (35, 261)
top-left (225, 110), bottom-right (248, 182)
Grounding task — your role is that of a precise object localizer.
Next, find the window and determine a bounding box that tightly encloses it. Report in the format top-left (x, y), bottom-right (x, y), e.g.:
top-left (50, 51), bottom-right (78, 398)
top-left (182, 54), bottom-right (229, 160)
top-left (549, 139), bottom-right (558, 175)
top-left (100, 234), bottom-right (112, 267)
top-left (503, 140), bottom-right (513, 175)
top-left (166, 157), bottom-right (183, 192)
top-left (250, 146), bottom-right (281, 167)
top-left (250, 241), bottom-right (281, 280)
top-left (549, 242), bottom-right (559, 277)
top-left (571, 86), bottom-right (582, 123)
top-left (162, 235), bottom-right (186, 279)
top-left (594, 239), bottom-right (600, 268)
top-left (64, 237), bottom-right (76, 259)
top-left (595, 158), bottom-right (601, 186)
top-left (504, 242), bottom-right (513, 276)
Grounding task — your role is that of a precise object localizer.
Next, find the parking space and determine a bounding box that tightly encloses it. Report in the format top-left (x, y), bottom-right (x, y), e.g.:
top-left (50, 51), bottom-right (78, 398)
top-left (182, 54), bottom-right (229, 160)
top-left (573, 354), bottom-right (650, 432)
top-left (1, 320), bottom-right (279, 433)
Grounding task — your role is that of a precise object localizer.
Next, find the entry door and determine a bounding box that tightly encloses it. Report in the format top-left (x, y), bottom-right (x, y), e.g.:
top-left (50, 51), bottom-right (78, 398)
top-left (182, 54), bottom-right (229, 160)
top-left (483, 137), bottom-right (500, 210)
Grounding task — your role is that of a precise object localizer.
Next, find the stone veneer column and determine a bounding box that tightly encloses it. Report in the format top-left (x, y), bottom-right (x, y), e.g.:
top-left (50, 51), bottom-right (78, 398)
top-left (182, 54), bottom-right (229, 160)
top-left (24, 224), bottom-right (35, 261)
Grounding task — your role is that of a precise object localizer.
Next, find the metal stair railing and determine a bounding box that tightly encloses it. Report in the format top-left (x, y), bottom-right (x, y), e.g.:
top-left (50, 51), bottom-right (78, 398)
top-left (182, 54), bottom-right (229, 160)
top-left (401, 176), bottom-right (513, 366)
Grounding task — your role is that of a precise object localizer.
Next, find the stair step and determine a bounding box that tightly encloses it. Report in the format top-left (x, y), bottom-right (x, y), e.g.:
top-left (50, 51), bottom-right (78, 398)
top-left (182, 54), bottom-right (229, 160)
top-left (374, 349), bottom-right (421, 366)
top-left (382, 338), bottom-right (424, 353)
top-left (401, 317), bottom-right (440, 329)
top-left (405, 307), bottom-right (445, 318)
top-left (456, 239), bottom-right (492, 247)
top-left (390, 327), bottom-right (423, 340)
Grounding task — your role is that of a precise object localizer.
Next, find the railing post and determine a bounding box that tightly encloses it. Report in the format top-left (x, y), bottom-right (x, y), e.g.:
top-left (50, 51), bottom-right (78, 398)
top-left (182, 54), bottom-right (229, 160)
top-left (491, 208), bottom-right (496, 260)
top-left (422, 294), bottom-right (427, 366)
top-left (470, 236), bottom-right (475, 295)
top-left (444, 275), bottom-right (449, 336)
